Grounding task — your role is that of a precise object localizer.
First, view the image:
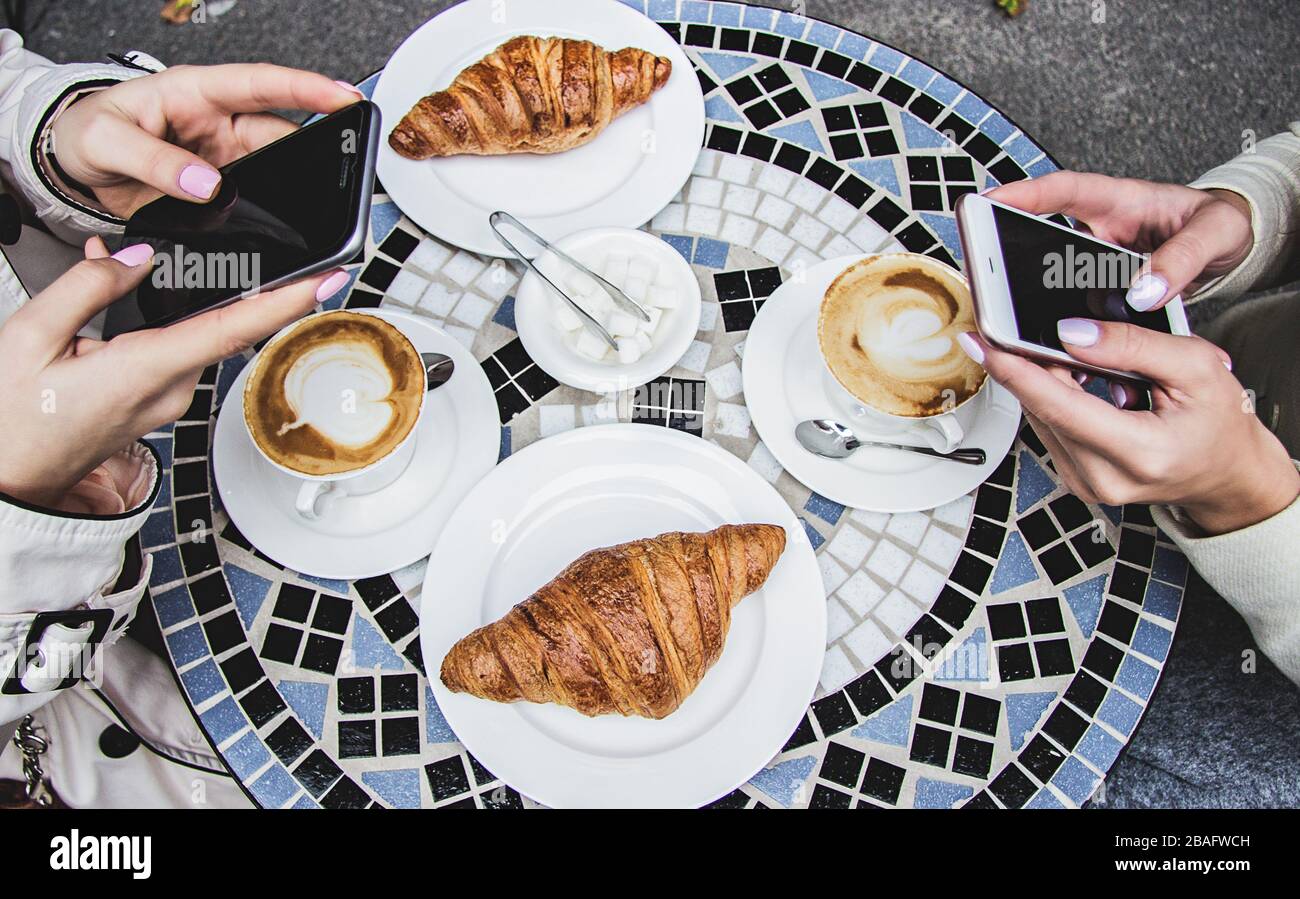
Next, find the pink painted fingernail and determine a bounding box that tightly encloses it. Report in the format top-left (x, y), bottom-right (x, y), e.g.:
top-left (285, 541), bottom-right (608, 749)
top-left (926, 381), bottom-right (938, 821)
top-left (1057, 318), bottom-right (1100, 347)
top-left (1126, 273), bottom-right (1167, 311)
top-left (955, 332), bottom-right (985, 365)
top-left (1222, 358), bottom-right (1233, 371)
top-left (316, 270), bottom-right (350, 301)
top-left (1072, 371), bottom-right (1089, 386)
top-left (178, 164), bottom-right (220, 200)
top-left (334, 80), bottom-right (365, 98)
top-left (111, 243), bottom-right (154, 267)
top-left (1110, 382), bottom-right (1130, 408)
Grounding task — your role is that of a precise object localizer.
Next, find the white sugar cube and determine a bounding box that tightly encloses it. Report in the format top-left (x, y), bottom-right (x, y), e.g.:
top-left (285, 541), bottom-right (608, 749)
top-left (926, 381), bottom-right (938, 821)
top-left (608, 310), bottom-right (639, 338)
top-left (627, 256), bottom-right (658, 283)
top-left (638, 305), bottom-right (664, 335)
top-left (646, 284), bottom-right (680, 309)
top-left (603, 255), bottom-right (630, 288)
top-left (616, 337), bottom-right (643, 365)
top-left (623, 276), bottom-right (649, 303)
top-left (567, 270), bottom-right (598, 298)
top-left (554, 299), bottom-right (583, 331)
top-left (575, 328), bottom-right (610, 361)
top-left (634, 331), bottom-right (653, 354)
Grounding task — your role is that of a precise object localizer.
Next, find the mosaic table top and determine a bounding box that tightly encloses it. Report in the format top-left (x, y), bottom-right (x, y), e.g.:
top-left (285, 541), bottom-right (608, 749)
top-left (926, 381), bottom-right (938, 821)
top-left (147, 0), bottom-right (1187, 809)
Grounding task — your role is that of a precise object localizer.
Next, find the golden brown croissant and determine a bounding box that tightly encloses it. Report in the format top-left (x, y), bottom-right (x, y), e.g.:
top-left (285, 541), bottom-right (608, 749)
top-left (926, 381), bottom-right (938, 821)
top-left (388, 35), bottom-right (672, 159)
top-left (440, 524), bottom-right (787, 718)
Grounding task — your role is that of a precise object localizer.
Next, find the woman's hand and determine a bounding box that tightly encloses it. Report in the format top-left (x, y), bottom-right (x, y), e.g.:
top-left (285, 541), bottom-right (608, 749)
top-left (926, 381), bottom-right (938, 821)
top-left (986, 171), bottom-right (1254, 310)
top-left (48, 63), bottom-right (363, 217)
top-left (0, 239), bottom-right (350, 510)
top-left (957, 324), bottom-right (1300, 536)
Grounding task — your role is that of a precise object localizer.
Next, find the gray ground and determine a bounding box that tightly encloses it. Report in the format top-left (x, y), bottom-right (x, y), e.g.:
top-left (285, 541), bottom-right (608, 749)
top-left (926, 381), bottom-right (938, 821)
top-left (9, 0), bottom-right (1299, 807)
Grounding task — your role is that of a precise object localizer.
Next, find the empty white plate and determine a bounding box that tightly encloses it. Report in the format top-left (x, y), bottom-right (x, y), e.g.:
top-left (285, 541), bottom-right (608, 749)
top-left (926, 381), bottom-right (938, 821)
top-left (419, 424), bottom-right (825, 808)
top-left (373, 0), bottom-right (705, 256)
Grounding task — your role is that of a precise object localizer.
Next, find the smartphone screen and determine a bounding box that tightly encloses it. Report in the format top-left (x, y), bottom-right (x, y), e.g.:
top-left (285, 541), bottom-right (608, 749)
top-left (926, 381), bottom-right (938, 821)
top-left (991, 204), bottom-right (1172, 352)
top-left (107, 102), bottom-right (375, 334)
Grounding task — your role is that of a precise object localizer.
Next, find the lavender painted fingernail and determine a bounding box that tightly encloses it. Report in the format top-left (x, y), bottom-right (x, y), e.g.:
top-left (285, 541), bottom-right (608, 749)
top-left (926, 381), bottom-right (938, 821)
top-left (1072, 370), bottom-right (1089, 385)
top-left (1110, 382), bottom-right (1130, 408)
top-left (1057, 318), bottom-right (1100, 347)
top-left (178, 164), bottom-right (220, 200)
top-left (111, 243), bottom-right (154, 267)
top-left (334, 80), bottom-right (365, 98)
top-left (1126, 273), bottom-right (1168, 311)
top-left (955, 332), bottom-right (985, 365)
top-left (316, 270), bottom-right (350, 301)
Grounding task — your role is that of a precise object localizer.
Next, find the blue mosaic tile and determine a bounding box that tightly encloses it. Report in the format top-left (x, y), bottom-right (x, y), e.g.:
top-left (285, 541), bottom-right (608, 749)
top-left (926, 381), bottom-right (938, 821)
top-left (660, 233), bottom-right (694, 261)
top-left (647, 0), bottom-right (677, 21)
top-left (1131, 618), bottom-right (1173, 662)
top-left (1076, 723), bottom-right (1123, 771)
top-left (1025, 787), bottom-right (1066, 809)
top-left (1143, 579), bottom-right (1182, 623)
top-left (848, 158), bottom-right (901, 196)
top-left (679, 0), bottom-right (709, 22)
top-left (294, 573), bottom-right (350, 596)
top-left (836, 32), bottom-right (871, 59)
top-left (935, 627), bottom-right (990, 681)
top-left (319, 270), bottom-right (358, 311)
top-left (369, 201), bottom-right (401, 245)
top-left (773, 12), bottom-right (808, 38)
top-left (868, 43), bottom-right (905, 73)
top-left (148, 546), bottom-right (183, 588)
top-left (748, 754), bottom-right (817, 807)
top-left (617, 0), bottom-right (645, 11)
top-left (215, 354), bottom-right (247, 407)
top-left (153, 477), bottom-right (172, 511)
top-left (1051, 756), bottom-right (1099, 806)
top-left (705, 93), bottom-right (744, 122)
top-left (767, 119), bottom-right (826, 153)
top-left (741, 4), bottom-right (773, 29)
top-left (279, 680), bottom-right (329, 739)
top-left (692, 237), bottom-right (730, 268)
top-left (919, 212), bottom-right (961, 260)
top-left (990, 531), bottom-right (1038, 594)
top-left (803, 68), bottom-right (858, 101)
top-left (1027, 156), bottom-right (1059, 178)
top-left (1004, 133), bottom-right (1043, 166)
top-left (166, 622), bottom-right (209, 667)
top-left (291, 794), bottom-right (319, 810)
top-left (900, 111), bottom-right (954, 150)
top-left (804, 492), bottom-right (845, 525)
top-left (1064, 574), bottom-right (1107, 637)
top-left (179, 658), bottom-right (226, 705)
top-left (146, 434), bottom-right (173, 470)
top-left (978, 112), bottom-right (1015, 144)
top-left (226, 730), bottom-right (271, 780)
top-left (926, 73), bottom-right (962, 105)
top-left (250, 763), bottom-right (299, 808)
top-left (898, 59), bottom-right (934, 89)
top-left (1005, 691), bottom-right (1056, 750)
top-left (1016, 449), bottom-right (1056, 514)
top-left (498, 425), bottom-right (512, 462)
top-left (851, 693), bottom-right (913, 746)
top-left (425, 686), bottom-right (457, 744)
top-left (226, 564), bottom-right (272, 629)
top-left (1151, 545), bottom-right (1188, 586)
top-left (492, 294), bottom-right (517, 330)
top-left (806, 21), bottom-right (841, 49)
top-left (351, 615), bottom-right (407, 672)
top-left (153, 584), bottom-right (196, 629)
top-left (914, 777), bottom-right (975, 808)
top-left (1097, 690), bottom-right (1142, 735)
top-left (200, 696), bottom-right (248, 745)
top-left (698, 50), bottom-right (759, 80)
top-left (141, 510), bottom-right (175, 550)
top-left (955, 92), bottom-right (993, 126)
top-left (709, 1), bottom-right (741, 26)
top-left (800, 517), bottom-right (825, 550)
top-left (363, 769), bottom-right (422, 809)
top-left (1116, 653), bottom-right (1158, 700)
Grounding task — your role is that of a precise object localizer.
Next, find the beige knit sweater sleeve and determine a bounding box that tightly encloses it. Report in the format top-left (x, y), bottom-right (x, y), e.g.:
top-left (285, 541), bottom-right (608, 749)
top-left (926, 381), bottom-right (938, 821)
top-left (1150, 123), bottom-right (1300, 685)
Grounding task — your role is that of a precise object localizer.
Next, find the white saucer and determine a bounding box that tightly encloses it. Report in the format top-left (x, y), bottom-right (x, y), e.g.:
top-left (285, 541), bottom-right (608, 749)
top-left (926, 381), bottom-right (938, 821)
top-left (743, 255), bottom-right (1022, 513)
top-left (419, 424), bottom-right (825, 808)
top-left (514, 226), bottom-right (702, 393)
top-left (372, 0), bottom-right (705, 257)
top-left (213, 310), bottom-right (500, 580)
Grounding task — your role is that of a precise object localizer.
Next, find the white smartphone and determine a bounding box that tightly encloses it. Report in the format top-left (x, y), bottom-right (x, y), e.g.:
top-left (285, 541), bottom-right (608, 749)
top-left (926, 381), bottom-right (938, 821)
top-left (956, 193), bottom-right (1190, 384)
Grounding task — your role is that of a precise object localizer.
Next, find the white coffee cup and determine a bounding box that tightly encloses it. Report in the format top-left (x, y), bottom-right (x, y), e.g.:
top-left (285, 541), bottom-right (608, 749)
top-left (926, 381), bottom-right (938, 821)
top-left (242, 312), bottom-right (427, 521)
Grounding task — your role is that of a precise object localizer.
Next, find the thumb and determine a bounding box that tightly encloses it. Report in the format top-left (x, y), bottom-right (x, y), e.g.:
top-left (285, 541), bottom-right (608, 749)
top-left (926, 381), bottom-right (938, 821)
top-left (1054, 318), bottom-right (1229, 393)
top-left (1126, 199), bottom-right (1247, 312)
top-left (83, 115), bottom-right (223, 203)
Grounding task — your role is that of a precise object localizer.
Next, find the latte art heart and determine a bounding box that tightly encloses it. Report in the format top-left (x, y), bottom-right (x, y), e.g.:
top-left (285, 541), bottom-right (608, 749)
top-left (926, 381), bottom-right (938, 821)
top-left (243, 312), bottom-right (425, 476)
top-left (819, 255), bottom-right (986, 418)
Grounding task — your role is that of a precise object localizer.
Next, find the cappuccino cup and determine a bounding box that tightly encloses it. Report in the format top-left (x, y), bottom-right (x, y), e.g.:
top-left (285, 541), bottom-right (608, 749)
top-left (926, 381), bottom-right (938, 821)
top-left (242, 310), bottom-right (427, 520)
top-left (817, 253), bottom-right (987, 453)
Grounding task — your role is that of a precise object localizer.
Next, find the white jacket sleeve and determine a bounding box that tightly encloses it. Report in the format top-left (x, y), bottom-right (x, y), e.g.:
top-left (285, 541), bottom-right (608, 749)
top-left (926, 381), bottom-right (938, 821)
top-left (0, 442), bottom-right (161, 730)
top-left (0, 28), bottom-right (146, 243)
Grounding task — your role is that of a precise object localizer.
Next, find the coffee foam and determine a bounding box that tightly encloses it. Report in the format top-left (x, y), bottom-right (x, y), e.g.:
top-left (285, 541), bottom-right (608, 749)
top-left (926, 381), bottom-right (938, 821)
top-left (818, 255), bottom-right (986, 417)
top-left (244, 312), bottom-right (424, 476)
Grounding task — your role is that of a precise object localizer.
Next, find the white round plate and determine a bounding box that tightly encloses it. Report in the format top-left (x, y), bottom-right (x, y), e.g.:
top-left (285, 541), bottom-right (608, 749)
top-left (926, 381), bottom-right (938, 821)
top-left (373, 0), bottom-right (705, 257)
top-left (213, 310), bottom-right (499, 580)
top-left (514, 227), bottom-right (702, 392)
top-left (743, 255), bottom-right (1022, 513)
top-left (419, 424), bottom-right (825, 808)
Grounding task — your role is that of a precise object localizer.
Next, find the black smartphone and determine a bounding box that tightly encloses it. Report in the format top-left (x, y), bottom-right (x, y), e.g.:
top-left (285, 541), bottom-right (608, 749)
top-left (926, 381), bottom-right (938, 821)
top-left (102, 101), bottom-right (381, 337)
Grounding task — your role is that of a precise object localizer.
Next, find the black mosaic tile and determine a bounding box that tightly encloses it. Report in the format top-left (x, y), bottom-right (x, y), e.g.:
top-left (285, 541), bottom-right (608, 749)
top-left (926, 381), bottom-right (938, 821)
top-left (909, 723), bottom-right (952, 767)
top-left (1123, 504), bottom-right (1155, 527)
top-left (482, 786), bottom-right (525, 809)
top-left (467, 754), bottom-right (494, 787)
top-left (896, 221), bottom-right (935, 252)
top-left (946, 183), bottom-right (977, 208)
top-left (353, 575), bottom-right (399, 611)
top-left (751, 31), bottom-right (784, 57)
top-left (382, 673), bottom-right (419, 712)
top-left (1039, 542), bottom-right (1083, 585)
top-left (260, 622), bottom-right (302, 664)
top-left (948, 551), bottom-right (993, 596)
top-left (1081, 638), bottom-right (1125, 682)
top-left (379, 228), bottom-right (418, 261)
top-left (986, 602), bottom-right (1027, 640)
top-left (1018, 508), bottom-right (1061, 551)
top-left (345, 289), bottom-right (383, 309)
top-left (959, 693), bottom-right (1001, 736)
top-left (988, 763), bottom-right (1036, 809)
top-left (266, 717), bottom-right (312, 764)
top-left (239, 681), bottom-right (287, 728)
top-left (1064, 670), bottom-right (1108, 716)
top-left (189, 571), bottom-right (233, 614)
top-left (1042, 703), bottom-right (1090, 750)
top-left (930, 585), bottom-right (976, 630)
top-left (172, 423), bottom-right (209, 458)
top-left (815, 51), bottom-right (851, 78)
top-left (830, 132), bottom-right (864, 160)
top-left (821, 104), bottom-right (855, 133)
top-left (338, 676), bottom-right (376, 714)
top-left (907, 156), bottom-right (940, 181)
top-left (1025, 597), bottom-right (1066, 635)
top-left (338, 720), bottom-right (376, 759)
top-left (989, 156), bottom-right (1028, 184)
top-left (863, 128), bottom-right (900, 157)
top-left (705, 789), bottom-right (751, 809)
top-left (179, 538), bottom-right (220, 578)
top-left (713, 270), bottom-right (750, 301)
top-left (219, 647), bottom-right (261, 694)
top-left (781, 714), bottom-right (817, 752)
top-left (1020, 734), bottom-right (1068, 782)
top-left (748, 266), bottom-right (783, 296)
top-left (974, 484), bottom-right (1012, 521)
top-left (300, 633), bottom-right (343, 675)
top-left (180, 388), bottom-right (213, 422)
top-left (381, 717), bottom-right (420, 756)
top-left (320, 776), bottom-right (371, 809)
top-left (1096, 600), bottom-right (1140, 644)
top-left (273, 583), bottom-right (314, 622)
top-left (783, 39), bottom-right (818, 66)
top-left (805, 157), bottom-right (844, 190)
top-left (772, 86), bottom-right (811, 117)
top-left (742, 99), bottom-right (781, 130)
top-left (997, 643), bottom-right (1036, 682)
top-left (966, 517), bottom-right (1007, 558)
top-left (962, 790), bottom-right (997, 809)
top-left (809, 783), bottom-right (853, 809)
top-left (874, 645), bottom-right (919, 692)
top-left (724, 75), bottom-right (760, 104)
top-left (401, 637), bottom-right (424, 675)
top-left (1108, 562), bottom-right (1149, 605)
top-left (684, 23), bottom-right (715, 47)
top-left (1117, 528), bottom-right (1157, 568)
top-left (374, 598), bottom-right (420, 642)
top-left (937, 113), bottom-right (974, 144)
top-left (927, 245), bottom-right (959, 268)
top-left (1034, 638), bottom-right (1075, 677)
top-left (719, 27), bottom-right (750, 51)
top-left (1049, 494), bottom-right (1093, 532)
top-left (514, 362), bottom-right (560, 402)
top-left (918, 683), bottom-right (961, 725)
top-left (905, 614), bottom-right (951, 659)
top-left (425, 755), bottom-right (470, 802)
top-left (359, 258), bottom-right (398, 292)
top-left (1019, 422), bottom-right (1048, 456)
top-left (835, 174), bottom-right (873, 207)
top-left (846, 62), bottom-right (883, 91)
top-left (811, 691), bottom-right (857, 736)
top-left (909, 184), bottom-right (944, 211)
top-left (203, 609), bottom-right (244, 655)
top-left (867, 196), bottom-right (907, 231)
top-left (773, 141), bottom-right (810, 172)
top-left (739, 131), bottom-right (777, 161)
top-left (878, 76), bottom-right (914, 106)
top-left (292, 750), bottom-right (343, 800)
top-left (860, 757), bottom-right (906, 805)
top-left (952, 735), bottom-right (994, 778)
top-left (706, 124), bottom-right (743, 153)
top-left (311, 594), bottom-right (352, 635)
top-left (819, 741), bottom-right (866, 789)
top-left (1071, 530), bottom-right (1116, 568)
top-left (845, 670), bottom-right (892, 718)
top-left (908, 92), bottom-right (944, 123)
top-left (964, 132), bottom-right (1001, 165)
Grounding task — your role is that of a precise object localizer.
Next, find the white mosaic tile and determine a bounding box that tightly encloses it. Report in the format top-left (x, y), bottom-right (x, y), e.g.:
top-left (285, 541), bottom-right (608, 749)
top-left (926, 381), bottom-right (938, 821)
top-left (933, 493), bottom-right (975, 528)
top-left (685, 204), bottom-right (722, 236)
top-left (850, 507), bottom-right (891, 533)
top-left (451, 292), bottom-right (493, 328)
top-left (819, 643), bottom-right (857, 693)
top-left (747, 440), bottom-right (783, 483)
top-left (442, 323), bottom-right (477, 350)
top-left (755, 195), bottom-right (796, 229)
top-left (865, 538), bottom-right (912, 582)
top-left (826, 597), bottom-right (856, 643)
top-left (822, 234), bottom-right (862, 259)
top-left (408, 237), bottom-right (452, 274)
top-left (712, 401), bottom-right (752, 439)
top-left (787, 245), bottom-right (823, 272)
top-left (474, 263), bottom-right (517, 301)
top-left (676, 338), bottom-right (712, 373)
top-left (689, 176), bottom-right (725, 206)
top-left (919, 526), bottom-right (963, 570)
top-left (837, 569), bottom-right (885, 616)
top-left (719, 213), bottom-right (759, 247)
top-left (651, 203), bottom-right (687, 232)
top-left (790, 213), bottom-right (831, 249)
top-left (818, 552), bottom-right (850, 595)
top-left (848, 217), bottom-right (895, 252)
top-left (716, 154), bottom-right (755, 184)
top-left (827, 524), bottom-right (874, 568)
top-left (581, 401), bottom-right (619, 426)
top-left (820, 195), bottom-right (860, 231)
top-left (697, 300), bottom-right (720, 331)
top-left (787, 178), bottom-right (828, 212)
top-left (704, 361), bottom-right (743, 399)
top-left (755, 163), bottom-right (795, 195)
top-left (874, 589), bottom-right (921, 638)
top-left (538, 404), bottom-right (576, 438)
top-left (723, 184), bottom-right (760, 215)
top-left (900, 558), bottom-right (948, 604)
top-left (885, 511), bottom-right (930, 547)
top-left (753, 227), bottom-right (796, 263)
top-left (387, 269), bottom-right (428, 305)
top-left (692, 148), bottom-right (719, 176)
top-left (844, 619), bottom-right (891, 667)
top-left (443, 251), bottom-right (485, 286)
top-left (418, 282), bottom-right (461, 317)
